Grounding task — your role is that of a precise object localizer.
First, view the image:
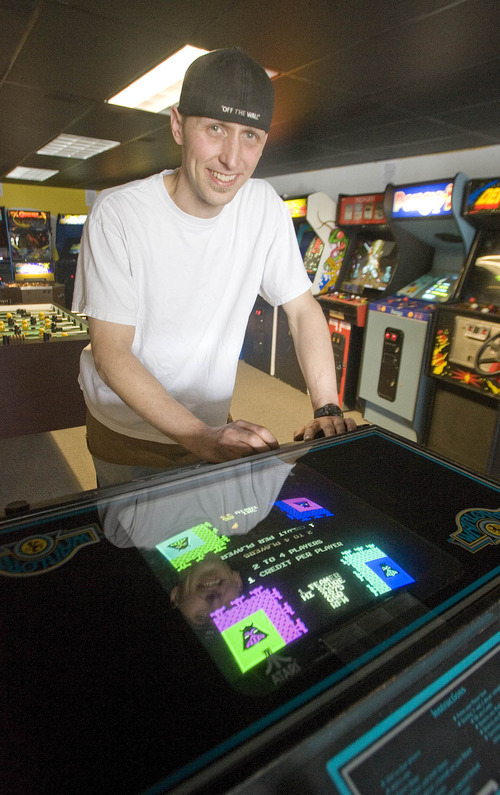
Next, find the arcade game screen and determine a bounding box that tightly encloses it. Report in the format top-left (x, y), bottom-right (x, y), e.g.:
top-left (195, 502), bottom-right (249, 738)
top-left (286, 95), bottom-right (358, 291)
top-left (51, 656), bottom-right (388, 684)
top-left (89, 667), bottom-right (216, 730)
top-left (295, 220), bottom-right (316, 261)
top-left (303, 235), bottom-right (324, 279)
top-left (55, 213), bottom-right (86, 256)
top-left (344, 238), bottom-right (398, 293)
top-left (62, 241), bottom-right (81, 258)
top-left (101, 453), bottom-right (462, 698)
top-left (461, 230), bottom-right (500, 305)
top-left (7, 209), bottom-right (51, 263)
top-left (399, 271), bottom-right (461, 303)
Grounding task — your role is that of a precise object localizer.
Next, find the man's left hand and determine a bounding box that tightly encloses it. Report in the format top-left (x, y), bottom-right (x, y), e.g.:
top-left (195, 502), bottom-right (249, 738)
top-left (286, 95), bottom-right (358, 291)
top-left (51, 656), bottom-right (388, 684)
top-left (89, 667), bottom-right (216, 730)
top-left (293, 414), bottom-right (357, 442)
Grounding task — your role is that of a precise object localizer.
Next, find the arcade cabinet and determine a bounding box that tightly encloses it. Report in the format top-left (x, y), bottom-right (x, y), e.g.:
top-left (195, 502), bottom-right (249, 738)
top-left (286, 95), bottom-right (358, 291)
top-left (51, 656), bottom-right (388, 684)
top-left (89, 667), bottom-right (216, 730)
top-left (0, 207), bottom-right (13, 286)
top-left (318, 191), bottom-right (430, 409)
top-left (426, 177), bottom-right (500, 480)
top-left (1, 209), bottom-right (64, 304)
top-left (274, 192), bottom-right (348, 394)
top-left (242, 196), bottom-right (310, 376)
top-left (241, 198), bottom-right (307, 377)
top-left (358, 174), bottom-right (475, 443)
top-left (55, 213), bottom-right (87, 308)
top-left (243, 193), bottom-right (345, 383)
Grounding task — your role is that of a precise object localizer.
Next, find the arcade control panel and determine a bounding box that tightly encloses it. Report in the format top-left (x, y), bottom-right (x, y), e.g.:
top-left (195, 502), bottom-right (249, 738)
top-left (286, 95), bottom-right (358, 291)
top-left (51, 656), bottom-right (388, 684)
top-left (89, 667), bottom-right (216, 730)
top-left (318, 291), bottom-right (369, 326)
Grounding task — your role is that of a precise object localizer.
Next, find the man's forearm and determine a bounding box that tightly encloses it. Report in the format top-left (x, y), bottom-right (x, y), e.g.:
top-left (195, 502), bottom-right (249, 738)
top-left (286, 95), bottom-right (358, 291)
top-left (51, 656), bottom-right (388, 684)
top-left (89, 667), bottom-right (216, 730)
top-left (93, 346), bottom-right (208, 449)
top-left (287, 299), bottom-right (340, 411)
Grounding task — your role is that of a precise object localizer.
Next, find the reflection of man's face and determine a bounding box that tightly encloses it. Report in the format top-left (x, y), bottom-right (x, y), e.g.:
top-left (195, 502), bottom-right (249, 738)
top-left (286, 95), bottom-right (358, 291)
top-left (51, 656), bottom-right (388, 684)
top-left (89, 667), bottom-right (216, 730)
top-left (170, 556), bottom-right (242, 627)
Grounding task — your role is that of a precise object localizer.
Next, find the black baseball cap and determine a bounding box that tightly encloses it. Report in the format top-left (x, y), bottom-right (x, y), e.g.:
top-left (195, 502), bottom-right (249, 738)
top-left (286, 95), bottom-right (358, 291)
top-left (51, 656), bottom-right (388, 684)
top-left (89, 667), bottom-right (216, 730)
top-left (178, 47), bottom-right (274, 132)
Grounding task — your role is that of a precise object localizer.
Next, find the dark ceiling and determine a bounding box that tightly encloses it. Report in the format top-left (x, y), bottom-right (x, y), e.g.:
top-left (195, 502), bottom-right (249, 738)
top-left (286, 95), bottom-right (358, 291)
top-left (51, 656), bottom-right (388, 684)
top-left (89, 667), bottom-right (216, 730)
top-left (1, 0), bottom-right (500, 191)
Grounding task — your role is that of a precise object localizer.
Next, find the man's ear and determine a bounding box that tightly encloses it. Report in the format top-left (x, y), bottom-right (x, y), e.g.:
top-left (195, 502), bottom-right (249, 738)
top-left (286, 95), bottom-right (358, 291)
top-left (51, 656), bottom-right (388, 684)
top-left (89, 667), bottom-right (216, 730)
top-left (170, 106), bottom-right (184, 145)
top-left (170, 585), bottom-right (179, 606)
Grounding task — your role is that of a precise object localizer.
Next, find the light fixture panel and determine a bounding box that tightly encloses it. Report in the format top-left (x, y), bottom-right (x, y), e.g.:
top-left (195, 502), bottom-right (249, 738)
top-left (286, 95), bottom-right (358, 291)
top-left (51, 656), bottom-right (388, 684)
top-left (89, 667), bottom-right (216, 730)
top-left (37, 134), bottom-right (120, 160)
top-left (6, 166), bottom-right (59, 181)
top-left (108, 45), bottom-right (209, 114)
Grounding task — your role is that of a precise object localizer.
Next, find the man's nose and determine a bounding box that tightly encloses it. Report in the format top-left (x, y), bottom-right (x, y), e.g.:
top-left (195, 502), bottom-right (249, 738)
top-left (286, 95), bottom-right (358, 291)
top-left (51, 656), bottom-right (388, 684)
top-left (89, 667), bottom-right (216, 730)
top-left (219, 134), bottom-right (240, 169)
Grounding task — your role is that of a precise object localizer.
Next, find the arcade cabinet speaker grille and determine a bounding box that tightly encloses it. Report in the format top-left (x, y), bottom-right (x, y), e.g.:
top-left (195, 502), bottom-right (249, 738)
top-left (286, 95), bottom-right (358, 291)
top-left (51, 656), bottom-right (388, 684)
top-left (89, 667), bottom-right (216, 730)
top-left (426, 384), bottom-right (497, 476)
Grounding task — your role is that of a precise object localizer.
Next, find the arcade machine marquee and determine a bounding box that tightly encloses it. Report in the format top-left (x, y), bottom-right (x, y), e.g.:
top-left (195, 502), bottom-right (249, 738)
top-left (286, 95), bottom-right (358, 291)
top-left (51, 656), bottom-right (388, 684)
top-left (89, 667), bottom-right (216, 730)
top-left (1, 426), bottom-right (500, 793)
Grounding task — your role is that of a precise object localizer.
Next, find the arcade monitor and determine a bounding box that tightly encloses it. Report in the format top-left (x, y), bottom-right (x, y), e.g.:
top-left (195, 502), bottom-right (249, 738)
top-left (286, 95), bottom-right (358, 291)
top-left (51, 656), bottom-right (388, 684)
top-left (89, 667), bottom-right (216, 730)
top-left (321, 193), bottom-right (400, 322)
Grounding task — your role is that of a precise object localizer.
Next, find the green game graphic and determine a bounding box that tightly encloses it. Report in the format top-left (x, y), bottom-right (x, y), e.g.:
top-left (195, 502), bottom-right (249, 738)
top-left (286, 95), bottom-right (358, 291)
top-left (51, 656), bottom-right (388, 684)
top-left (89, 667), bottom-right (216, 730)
top-left (221, 609), bottom-right (286, 673)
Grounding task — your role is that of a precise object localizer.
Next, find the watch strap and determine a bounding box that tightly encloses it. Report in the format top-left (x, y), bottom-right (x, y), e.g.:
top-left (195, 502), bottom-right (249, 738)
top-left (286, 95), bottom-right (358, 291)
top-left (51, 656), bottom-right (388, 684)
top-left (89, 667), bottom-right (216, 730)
top-left (314, 403), bottom-right (344, 418)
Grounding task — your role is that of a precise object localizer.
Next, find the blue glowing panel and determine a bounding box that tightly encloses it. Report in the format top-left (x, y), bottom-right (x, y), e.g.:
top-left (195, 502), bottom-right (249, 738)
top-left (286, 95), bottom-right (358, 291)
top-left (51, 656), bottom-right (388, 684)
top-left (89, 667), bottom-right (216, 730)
top-left (365, 555), bottom-right (415, 591)
top-left (275, 497), bottom-right (334, 522)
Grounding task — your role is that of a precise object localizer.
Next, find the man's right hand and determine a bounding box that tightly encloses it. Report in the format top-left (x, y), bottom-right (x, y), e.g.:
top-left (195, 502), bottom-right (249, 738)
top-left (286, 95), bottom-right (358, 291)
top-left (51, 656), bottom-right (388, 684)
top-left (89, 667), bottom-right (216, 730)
top-left (192, 419), bottom-right (279, 463)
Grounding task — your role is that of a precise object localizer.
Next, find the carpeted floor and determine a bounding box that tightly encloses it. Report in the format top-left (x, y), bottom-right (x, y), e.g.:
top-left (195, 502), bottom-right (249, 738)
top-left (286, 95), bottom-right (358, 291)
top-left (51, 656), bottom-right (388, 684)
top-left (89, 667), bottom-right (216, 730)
top-left (0, 360), bottom-right (364, 514)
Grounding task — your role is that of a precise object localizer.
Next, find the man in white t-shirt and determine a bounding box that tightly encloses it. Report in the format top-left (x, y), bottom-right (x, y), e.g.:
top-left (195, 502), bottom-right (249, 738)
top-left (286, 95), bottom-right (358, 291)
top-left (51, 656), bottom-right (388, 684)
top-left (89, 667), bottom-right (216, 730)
top-left (73, 47), bottom-right (356, 486)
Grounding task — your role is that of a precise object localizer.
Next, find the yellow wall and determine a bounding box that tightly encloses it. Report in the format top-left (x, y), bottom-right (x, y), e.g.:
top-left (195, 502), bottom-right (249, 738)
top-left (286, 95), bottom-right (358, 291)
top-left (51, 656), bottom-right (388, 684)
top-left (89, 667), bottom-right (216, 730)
top-left (0, 183), bottom-right (92, 216)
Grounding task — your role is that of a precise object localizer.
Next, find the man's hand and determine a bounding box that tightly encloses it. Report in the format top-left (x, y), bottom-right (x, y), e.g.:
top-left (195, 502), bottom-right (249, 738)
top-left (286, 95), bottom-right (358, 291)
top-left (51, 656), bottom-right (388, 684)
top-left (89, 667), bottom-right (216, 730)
top-left (293, 414), bottom-right (357, 442)
top-left (192, 419), bottom-right (280, 463)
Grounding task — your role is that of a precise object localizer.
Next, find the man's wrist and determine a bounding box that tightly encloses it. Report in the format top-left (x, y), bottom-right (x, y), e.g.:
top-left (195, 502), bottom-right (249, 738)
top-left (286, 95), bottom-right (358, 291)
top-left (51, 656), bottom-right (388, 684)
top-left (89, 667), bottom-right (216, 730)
top-left (313, 403), bottom-right (343, 418)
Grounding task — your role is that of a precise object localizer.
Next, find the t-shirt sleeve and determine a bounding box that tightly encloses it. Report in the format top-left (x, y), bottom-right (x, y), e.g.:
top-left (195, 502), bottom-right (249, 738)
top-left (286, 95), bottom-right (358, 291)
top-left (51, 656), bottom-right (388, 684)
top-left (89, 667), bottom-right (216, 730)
top-left (72, 200), bottom-right (138, 325)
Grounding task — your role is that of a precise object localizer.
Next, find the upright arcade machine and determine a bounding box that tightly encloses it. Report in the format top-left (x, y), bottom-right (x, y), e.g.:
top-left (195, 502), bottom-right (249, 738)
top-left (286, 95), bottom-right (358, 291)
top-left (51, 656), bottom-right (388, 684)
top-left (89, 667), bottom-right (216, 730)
top-left (2, 209), bottom-right (64, 304)
top-left (426, 177), bottom-right (500, 479)
top-left (274, 192), bottom-right (348, 393)
top-left (318, 191), bottom-right (429, 409)
top-left (358, 174), bottom-right (475, 443)
top-left (242, 195), bottom-right (311, 376)
top-left (55, 213), bottom-right (87, 308)
top-left (0, 207), bottom-right (13, 287)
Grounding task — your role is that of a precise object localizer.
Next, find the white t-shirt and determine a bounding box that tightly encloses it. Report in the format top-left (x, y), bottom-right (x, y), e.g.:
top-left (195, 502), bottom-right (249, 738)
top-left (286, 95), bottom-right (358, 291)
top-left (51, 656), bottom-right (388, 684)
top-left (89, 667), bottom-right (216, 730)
top-left (72, 171), bottom-right (311, 443)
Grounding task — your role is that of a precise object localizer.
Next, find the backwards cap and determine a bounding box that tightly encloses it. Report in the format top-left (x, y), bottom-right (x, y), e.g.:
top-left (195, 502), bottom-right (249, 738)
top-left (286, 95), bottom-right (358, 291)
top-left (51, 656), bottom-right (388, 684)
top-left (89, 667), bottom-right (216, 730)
top-left (178, 47), bottom-right (274, 132)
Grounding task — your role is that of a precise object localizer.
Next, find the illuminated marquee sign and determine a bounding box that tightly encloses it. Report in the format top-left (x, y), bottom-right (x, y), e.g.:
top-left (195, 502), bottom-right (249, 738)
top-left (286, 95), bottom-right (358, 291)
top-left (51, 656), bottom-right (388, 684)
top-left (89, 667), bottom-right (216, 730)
top-left (466, 179), bottom-right (500, 214)
top-left (10, 210), bottom-right (49, 222)
top-left (283, 197), bottom-right (308, 219)
top-left (59, 214), bottom-right (87, 225)
top-left (392, 181), bottom-right (453, 218)
top-left (338, 194), bottom-right (386, 226)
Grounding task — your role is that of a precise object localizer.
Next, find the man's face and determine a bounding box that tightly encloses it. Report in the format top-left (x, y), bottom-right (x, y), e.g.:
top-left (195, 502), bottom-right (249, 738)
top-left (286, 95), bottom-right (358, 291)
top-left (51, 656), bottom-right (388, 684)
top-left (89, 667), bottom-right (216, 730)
top-left (170, 556), bottom-right (243, 626)
top-left (169, 109), bottom-right (268, 217)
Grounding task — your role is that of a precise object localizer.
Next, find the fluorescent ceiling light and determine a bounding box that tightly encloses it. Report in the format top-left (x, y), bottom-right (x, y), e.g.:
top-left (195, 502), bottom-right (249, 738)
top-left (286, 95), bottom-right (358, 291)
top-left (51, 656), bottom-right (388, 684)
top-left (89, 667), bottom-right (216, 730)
top-left (108, 45), bottom-right (209, 115)
top-left (6, 166), bottom-right (59, 181)
top-left (37, 133), bottom-right (120, 159)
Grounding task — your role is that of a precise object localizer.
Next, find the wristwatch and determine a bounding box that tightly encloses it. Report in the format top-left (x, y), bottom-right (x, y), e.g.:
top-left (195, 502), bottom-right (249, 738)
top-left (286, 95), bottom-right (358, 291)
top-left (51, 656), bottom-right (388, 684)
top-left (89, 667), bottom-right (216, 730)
top-left (314, 403), bottom-right (344, 418)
